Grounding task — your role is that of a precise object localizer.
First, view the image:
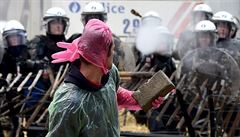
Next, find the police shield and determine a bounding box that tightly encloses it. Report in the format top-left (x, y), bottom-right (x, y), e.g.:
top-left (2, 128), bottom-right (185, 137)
top-left (177, 47), bottom-right (240, 102)
top-left (216, 39), bottom-right (240, 68)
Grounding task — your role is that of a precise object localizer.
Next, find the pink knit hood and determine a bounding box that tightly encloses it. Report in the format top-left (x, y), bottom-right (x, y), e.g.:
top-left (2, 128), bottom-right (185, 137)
top-left (51, 19), bottom-right (113, 74)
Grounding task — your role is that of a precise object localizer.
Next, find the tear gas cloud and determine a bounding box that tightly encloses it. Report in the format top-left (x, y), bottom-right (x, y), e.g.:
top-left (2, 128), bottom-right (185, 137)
top-left (136, 26), bottom-right (174, 56)
top-left (175, 30), bottom-right (196, 59)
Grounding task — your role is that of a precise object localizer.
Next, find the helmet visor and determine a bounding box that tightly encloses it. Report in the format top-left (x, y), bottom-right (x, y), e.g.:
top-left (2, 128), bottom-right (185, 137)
top-left (45, 17), bottom-right (69, 35)
top-left (3, 29), bottom-right (26, 46)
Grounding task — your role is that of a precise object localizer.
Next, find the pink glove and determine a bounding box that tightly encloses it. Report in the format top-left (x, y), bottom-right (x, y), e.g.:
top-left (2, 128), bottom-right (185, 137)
top-left (117, 87), bottom-right (165, 110)
top-left (51, 38), bottom-right (81, 63)
top-left (117, 87), bottom-right (142, 110)
top-left (152, 89), bottom-right (176, 108)
top-left (152, 96), bottom-right (164, 109)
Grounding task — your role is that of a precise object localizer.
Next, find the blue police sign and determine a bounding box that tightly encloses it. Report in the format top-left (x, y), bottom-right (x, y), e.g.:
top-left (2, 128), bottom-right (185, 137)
top-left (69, 2), bottom-right (81, 13)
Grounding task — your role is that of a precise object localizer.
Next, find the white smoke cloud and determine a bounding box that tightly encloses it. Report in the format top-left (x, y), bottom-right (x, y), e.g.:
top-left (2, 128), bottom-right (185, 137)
top-left (136, 26), bottom-right (174, 56)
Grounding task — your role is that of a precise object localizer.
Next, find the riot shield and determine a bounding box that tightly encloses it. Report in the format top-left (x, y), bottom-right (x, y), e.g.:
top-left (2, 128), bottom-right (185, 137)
top-left (217, 39), bottom-right (240, 68)
top-left (177, 47), bottom-right (240, 103)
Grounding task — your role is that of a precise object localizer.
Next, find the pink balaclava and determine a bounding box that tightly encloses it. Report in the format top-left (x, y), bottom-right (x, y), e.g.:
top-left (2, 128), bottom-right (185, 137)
top-left (51, 19), bottom-right (113, 74)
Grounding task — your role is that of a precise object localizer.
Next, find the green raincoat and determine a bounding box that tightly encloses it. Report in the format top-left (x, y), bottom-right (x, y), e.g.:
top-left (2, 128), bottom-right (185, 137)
top-left (46, 65), bottom-right (120, 137)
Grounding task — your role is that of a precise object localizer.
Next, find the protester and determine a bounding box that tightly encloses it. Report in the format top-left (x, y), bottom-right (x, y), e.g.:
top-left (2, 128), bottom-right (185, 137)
top-left (46, 19), bottom-right (165, 137)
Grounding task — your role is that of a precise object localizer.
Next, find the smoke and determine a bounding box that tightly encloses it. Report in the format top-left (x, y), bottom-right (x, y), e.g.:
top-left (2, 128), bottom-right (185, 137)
top-left (175, 30), bottom-right (196, 59)
top-left (136, 26), bottom-right (174, 56)
top-left (136, 26), bottom-right (159, 55)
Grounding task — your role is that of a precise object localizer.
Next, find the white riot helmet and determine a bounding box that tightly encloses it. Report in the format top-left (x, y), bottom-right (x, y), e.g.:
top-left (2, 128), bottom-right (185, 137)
top-left (212, 11), bottom-right (234, 23)
top-left (81, 2), bottom-right (107, 25)
top-left (2, 20), bottom-right (27, 47)
top-left (195, 20), bottom-right (217, 47)
top-left (192, 4), bottom-right (213, 24)
top-left (141, 11), bottom-right (161, 27)
top-left (195, 20), bottom-right (216, 32)
top-left (212, 11), bottom-right (234, 39)
top-left (193, 4), bottom-right (213, 15)
top-left (43, 7), bottom-right (69, 35)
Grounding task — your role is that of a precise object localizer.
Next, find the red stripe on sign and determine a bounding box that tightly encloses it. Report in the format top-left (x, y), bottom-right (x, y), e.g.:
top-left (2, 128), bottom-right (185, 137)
top-left (174, 16), bottom-right (190, 38)
top-left (174, 2), bottom-right (200, 38)
top-left (167, 2), bottom-right (191, 31)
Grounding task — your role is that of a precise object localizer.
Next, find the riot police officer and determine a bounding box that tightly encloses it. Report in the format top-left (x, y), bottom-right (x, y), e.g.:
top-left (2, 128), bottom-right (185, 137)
top-left (212, 11), bottom-right (240, 135)
top-left (195, 20), bottom-right (217, 48)
top-left (24, 8), bottom-right (70, 136)
top-left (0, 20), bottom-right (30, 77)
top-left (28, 7), bottom-right (70, 72)
top-left (134, 11), bottom-right (162, 68)
top-left (133, 12), bottom-right (176, 131)
top-left (134, 10), bottom-right (176, 76)
top-left (0, 19), bottom-right (30, 137)
top-left (212, 11), bottom-right (240, 66)
top-left (174, 3), bottom-right (213, 60)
